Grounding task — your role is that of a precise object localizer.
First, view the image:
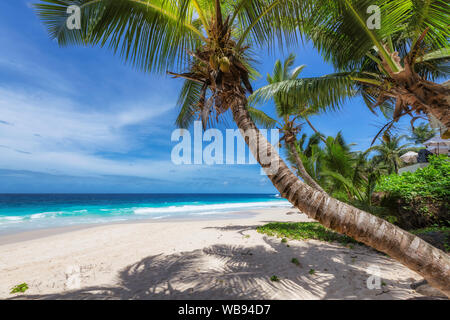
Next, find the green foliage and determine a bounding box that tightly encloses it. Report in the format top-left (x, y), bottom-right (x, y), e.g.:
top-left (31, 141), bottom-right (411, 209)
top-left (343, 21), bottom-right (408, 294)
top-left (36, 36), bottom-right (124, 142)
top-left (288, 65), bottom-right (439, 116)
top-left (249, 1), bottom-right (450, 132)
top-left (408, 123), bottom-right (436, 145)
top-left (248, 53), bottom-right (322, 127)
top-left (376, 155), bottom-right (450, 201)
top-left (368, 134), bottom-right (412, 174)
top-left (10, 283), bottom-right (28, 294)
top-left (291, 258), bottom-right (300, 266)
top-left (289, 132), bottom-right (387, 205)
top-left (257, 222), bottom-right (358, 246)
top-left (373, 155), bottom-right (449, 229)
top-left (308, 269), bottom-right (315, 275)
top-left (270, 275), bottom-right (279, 282)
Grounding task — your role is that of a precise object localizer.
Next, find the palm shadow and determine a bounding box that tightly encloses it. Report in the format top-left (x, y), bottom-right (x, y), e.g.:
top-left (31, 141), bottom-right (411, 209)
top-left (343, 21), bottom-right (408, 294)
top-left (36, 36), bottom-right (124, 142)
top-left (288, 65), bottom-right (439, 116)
top-left (7, 233), bottom-right (430, 300)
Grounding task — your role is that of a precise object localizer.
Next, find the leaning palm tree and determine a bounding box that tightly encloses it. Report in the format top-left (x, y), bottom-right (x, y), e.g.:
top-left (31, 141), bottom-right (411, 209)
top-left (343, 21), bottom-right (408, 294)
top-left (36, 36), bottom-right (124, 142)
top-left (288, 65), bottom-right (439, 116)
top-left (252, 0), bottom-right (450, 139)
top-left (288, 132), bottom-right (324, 181)
top-left (248, 54), bottom-right (325, 192)
top-left (34, 0), bottom-right (450, 295)
top-left (370, 134), bottom-right (413, 174)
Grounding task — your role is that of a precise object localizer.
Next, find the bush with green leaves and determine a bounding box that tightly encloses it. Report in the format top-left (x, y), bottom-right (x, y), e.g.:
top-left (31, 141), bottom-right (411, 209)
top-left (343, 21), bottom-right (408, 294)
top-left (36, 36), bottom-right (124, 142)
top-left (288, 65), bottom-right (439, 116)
top-left (374, 155), bottom-right (449, 228)
top-left (376, 155), bottom-right (449, 201)
top-left (10, 283), bottom-right (28, 294)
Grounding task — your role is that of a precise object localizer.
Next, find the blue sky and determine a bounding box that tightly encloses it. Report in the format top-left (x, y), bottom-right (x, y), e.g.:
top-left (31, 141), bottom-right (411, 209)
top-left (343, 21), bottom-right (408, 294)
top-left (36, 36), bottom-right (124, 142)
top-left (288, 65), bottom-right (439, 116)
top-left (0, 1), bottom-right (414, 193)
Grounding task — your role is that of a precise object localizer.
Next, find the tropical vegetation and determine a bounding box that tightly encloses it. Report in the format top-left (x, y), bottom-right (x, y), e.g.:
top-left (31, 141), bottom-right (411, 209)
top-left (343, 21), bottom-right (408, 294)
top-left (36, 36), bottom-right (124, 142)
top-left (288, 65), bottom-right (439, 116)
top-left (257, 221), bottom-right (358, 246)
top-left (369, 134), bottom-right (412, 174)
top-left (248, 54), bottom-right (325, 191)
top-left (251, 0), bottom-right (450, 140)
top-left (408, 123), bottom-right (436, 145)
top-left (374, 155), bottom-right (449, 229)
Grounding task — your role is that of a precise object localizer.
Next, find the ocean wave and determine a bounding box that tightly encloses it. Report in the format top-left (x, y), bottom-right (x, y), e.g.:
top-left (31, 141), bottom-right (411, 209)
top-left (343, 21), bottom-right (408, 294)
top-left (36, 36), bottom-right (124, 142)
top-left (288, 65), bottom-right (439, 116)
top-left (133, 200), bottom-right (290, 215)
top-left (0, 199), bottom-right (290, 230)
top-left (0, 216), bottom-right (25, 224)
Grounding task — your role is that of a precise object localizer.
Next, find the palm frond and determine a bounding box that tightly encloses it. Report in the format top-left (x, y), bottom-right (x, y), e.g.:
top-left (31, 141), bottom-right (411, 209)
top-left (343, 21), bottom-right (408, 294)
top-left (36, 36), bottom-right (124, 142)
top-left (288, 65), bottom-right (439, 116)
top-left (175, 79), bottom-right (202, 128)
top-left (299, 0), bottom-right (449, 70)
top-left (290, 64), bottom-right (306, 80)
top-left (234, 0), bottom-right (303, 50)
top-left (247, 107), bottom-right (278, 129)
top-left (249, 73), bottom-right (359, 112)
top-left (34, 0), bottom-right (204, 74)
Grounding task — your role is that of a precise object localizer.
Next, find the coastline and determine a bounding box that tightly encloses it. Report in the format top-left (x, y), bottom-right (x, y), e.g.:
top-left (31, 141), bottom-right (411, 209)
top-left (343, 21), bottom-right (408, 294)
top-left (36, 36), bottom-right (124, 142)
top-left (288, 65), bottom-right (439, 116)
top-left (0, 207), bottom-right (426, 299)
top-left (0, 194), bottom-right (290, 237)
top-left (0, 208), bottom-right (263, 245)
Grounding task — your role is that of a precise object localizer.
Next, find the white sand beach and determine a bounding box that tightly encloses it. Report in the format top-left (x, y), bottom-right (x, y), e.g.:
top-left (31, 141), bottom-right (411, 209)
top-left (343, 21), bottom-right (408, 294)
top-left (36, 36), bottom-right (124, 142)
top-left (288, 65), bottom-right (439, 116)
top-left (0, 208), bottom-right (428, 300)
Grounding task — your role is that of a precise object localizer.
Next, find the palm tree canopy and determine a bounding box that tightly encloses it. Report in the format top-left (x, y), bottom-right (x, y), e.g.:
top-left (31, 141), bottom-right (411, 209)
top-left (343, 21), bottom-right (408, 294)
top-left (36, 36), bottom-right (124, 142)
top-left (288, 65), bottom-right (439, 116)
top-left (301, 0), bottom-right (449, 71)
top-left (251, 0), bottom-right (450, 134)
top-left (369, 134), bottom-right (413, 174)
top-left (248, 54), bottom-right (324, 130)
top-left (34, 0), bottom-right (305, 129)
top-left (36, 0), bottom-right (303, 72)
top-left (409, 123), bottom-right (436, 145)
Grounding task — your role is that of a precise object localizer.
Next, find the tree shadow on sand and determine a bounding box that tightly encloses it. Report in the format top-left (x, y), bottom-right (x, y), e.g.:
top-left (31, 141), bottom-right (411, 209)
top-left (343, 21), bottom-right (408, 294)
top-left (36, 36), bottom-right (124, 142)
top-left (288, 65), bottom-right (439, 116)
top-left (8, 230), bottom-right (431, 300)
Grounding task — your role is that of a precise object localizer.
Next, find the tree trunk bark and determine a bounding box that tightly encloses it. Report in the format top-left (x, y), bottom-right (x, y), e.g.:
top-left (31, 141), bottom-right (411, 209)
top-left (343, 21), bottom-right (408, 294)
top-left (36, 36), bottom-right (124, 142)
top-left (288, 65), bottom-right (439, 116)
top-left (380, 49), bottom-right (450, 132)
top-left (231, 94), bottom-right (450, 297)
top-left (407, 80), bottom-right (450, 131)
top-left (287, 141), bottom-right (326, 193)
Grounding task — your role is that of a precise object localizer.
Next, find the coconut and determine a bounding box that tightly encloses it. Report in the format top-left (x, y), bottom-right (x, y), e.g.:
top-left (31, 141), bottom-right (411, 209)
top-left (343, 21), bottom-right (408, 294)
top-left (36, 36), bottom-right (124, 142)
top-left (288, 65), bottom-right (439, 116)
top-left (219, 56), bottom-right (231, 73)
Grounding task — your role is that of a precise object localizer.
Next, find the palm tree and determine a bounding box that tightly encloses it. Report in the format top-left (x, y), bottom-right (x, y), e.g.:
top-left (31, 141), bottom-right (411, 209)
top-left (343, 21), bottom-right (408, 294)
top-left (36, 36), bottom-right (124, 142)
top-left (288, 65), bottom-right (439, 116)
top-left (409, 123), bottom-right (436, 145)
top-left (370, 134), bottom-right (412, 174)
top-left (252, 0), bottom-right (450, 139)
top-left (34, 0), bottom-right (450, 295)
top-left (292, 132), bottom-right (375, 203)
top-left (248, 54), bottom-right (325, 192)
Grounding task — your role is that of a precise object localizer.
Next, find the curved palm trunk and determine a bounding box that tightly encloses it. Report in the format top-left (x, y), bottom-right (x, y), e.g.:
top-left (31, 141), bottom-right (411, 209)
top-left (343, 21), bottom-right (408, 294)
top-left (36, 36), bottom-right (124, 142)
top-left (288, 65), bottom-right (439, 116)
top-left (231, 93), bottom-right (450, 297)
top-left (287, 141), bottom-right (325, 193)
top-left (402, 80), bottom-right (450, 131)
top-left (381, 50), bottom-right (450, 132)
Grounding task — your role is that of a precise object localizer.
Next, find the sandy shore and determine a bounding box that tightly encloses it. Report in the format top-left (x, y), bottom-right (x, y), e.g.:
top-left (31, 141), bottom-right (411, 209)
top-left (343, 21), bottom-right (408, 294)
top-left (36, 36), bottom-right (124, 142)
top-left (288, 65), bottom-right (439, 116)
top-left (0, 208), bottom-right (427, 299)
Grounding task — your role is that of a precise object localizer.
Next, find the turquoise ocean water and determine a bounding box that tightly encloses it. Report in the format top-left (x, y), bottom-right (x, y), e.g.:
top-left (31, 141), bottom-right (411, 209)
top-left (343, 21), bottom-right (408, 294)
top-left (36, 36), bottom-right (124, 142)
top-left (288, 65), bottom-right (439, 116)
top-left (0, 194), bottom-right (290, 234)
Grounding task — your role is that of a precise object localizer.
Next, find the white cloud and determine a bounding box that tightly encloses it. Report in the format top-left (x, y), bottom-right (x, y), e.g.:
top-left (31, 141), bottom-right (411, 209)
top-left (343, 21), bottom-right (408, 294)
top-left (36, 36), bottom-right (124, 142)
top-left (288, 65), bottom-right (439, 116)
top-left (0, 86), bottom-right (175, 177)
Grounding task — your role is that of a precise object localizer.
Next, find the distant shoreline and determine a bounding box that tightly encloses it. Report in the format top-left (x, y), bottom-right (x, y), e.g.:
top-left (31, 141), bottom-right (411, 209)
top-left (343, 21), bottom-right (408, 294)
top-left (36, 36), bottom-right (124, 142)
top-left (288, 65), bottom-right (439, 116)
top-left (0, 193), bottom-right (288, 236)
top-left (0, 208), bottom-right (263, 245)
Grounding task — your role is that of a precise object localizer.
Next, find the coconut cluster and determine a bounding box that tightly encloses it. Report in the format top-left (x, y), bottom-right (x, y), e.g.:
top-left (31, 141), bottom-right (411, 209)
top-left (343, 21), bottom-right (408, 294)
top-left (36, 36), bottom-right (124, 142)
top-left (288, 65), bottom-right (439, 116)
top-left (170, 14), bottom-right (253, 129)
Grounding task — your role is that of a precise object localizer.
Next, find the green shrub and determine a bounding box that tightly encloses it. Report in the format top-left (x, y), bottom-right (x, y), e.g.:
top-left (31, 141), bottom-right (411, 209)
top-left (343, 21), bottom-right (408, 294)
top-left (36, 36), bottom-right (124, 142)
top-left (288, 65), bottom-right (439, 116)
top-left (10, 283), bottom-right (28, 294)
top-left (376, 155), bottom-right (449, 201)
top-left (270, 275), bottom-right (280, 282)
top-left (374, 155), bottom-right (449, 228)
top-left (257, 222), bottom-right (358, 246)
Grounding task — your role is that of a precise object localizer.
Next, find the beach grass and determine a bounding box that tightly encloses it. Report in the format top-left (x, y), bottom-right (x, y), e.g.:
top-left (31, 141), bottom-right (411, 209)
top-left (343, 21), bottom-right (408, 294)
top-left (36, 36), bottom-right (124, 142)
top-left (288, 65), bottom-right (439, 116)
top-left (257, 222), bottom-right (358, 246)
top-left (10, 283), bottom-right (28, 294)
